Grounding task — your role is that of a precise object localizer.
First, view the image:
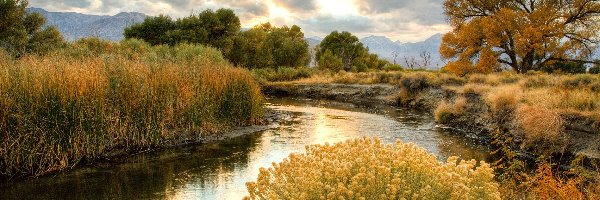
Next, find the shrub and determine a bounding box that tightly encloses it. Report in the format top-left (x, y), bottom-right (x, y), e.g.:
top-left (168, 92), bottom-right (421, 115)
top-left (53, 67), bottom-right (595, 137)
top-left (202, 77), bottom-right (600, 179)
top-left (530, 164), bottom-right (584, 199)
top-left (245, 138), bottom-right (500, 200)
top-left (522, 74), bottom-right (551, 88)
top-left (434, 97), bottom-right (467, 124)
top-left (436, 73), bottom-right (466, 86)
top-left (560, 74), bottom-right (596, 89)
top-left (383, 63), bottom-right (403, 71)
top-left (461, 83), bottom-right (491, 94)
top-left (589, 65), bottom-right (600, 74)
top-left (399, 73), bottom-right (430, 93)
top-left (486, 87), bottom-right (519, 124)
top-left (468, 74), bottom-right (488, 84)
top-left (252, 67), bottom-right (314, 82)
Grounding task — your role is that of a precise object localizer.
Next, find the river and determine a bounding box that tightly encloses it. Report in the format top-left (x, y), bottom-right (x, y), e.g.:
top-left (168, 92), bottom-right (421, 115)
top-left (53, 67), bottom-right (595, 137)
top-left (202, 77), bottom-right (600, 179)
top-left (0, 97), bottom-right (491, 199)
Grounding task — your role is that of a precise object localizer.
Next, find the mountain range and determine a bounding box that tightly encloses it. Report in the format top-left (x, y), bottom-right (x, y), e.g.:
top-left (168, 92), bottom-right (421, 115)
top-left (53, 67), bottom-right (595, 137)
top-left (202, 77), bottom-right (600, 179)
top-left (28, 7), bottom-right (146, 41)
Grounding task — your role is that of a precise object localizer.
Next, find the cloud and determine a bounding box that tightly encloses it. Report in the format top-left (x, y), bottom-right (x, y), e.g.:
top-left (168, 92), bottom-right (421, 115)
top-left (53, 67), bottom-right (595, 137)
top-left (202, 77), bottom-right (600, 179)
top-left (273, 0), bottom-right (317, 12)
top-left (28, 0), bottom-right (451, 42)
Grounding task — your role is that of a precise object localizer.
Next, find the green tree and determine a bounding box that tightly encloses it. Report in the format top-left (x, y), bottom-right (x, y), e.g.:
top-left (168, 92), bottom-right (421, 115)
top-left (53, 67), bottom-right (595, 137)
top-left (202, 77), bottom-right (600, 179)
top-left (124, 15), bottom-right (175, 45)
top-left (228, 27), bottom-right (273, 68)
top-left (227, 23), bottom-right (309, 69)
top-left (316, 31), bottom-right (366, 71)
top-left (0, 0), bottom-right (64, 56)
top-left (263, 25), bottom-right (309, 68)
top-left (358, 53), bottom-right (389, 70)
top-left (318, 49), bottom-right (343, 72)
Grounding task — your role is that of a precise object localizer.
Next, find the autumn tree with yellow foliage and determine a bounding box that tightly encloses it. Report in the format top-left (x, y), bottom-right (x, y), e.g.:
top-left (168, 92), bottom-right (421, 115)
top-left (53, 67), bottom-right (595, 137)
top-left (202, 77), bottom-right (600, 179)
top-left (440, 0), bottom-right (600, 75)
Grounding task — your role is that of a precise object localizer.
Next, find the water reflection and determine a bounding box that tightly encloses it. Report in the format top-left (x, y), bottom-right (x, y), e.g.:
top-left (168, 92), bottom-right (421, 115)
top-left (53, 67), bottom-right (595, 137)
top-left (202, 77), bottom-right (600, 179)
top-left (0, 98), bottom-right (491, 200)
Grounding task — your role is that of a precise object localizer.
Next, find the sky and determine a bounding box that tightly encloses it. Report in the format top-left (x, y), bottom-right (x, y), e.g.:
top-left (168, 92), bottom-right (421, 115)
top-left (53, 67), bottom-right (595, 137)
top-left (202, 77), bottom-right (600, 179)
top-left (29, 0), bottom-right (451, 42)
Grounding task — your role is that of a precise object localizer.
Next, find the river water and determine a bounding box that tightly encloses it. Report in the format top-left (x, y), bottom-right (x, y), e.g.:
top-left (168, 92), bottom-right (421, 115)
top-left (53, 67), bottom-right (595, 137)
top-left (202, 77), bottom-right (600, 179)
top-left (0, 98), bottom-right (491, 199)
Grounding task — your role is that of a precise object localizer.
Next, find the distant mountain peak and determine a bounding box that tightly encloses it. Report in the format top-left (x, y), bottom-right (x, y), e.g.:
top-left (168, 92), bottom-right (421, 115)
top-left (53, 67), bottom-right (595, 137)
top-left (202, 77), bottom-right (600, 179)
top-left (27, 7), bottom-right (146, 41)
top-left (114, 12), bottom-right (146, 18)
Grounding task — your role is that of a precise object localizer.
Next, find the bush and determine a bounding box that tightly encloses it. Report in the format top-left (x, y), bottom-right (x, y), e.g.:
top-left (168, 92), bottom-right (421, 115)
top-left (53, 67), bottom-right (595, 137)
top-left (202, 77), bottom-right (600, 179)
top-left (560, 74), bottom-right (596, 89)
top-left (434, 97), bottom-right (467, 124)
top-left (589, 65), bottom-right (600, 74)
top-left (542, 61), bottom-right (587, 74)
top-left (252, 67), bottom-right (314, 82)
top-left (245, 138), bottom-right (500, 200)
top-left (516, 106), bottom-right (565, 153)
top-left (383, 63), bottom-right (403, 71)
top-left (486, 87), bottom-right (519, 124)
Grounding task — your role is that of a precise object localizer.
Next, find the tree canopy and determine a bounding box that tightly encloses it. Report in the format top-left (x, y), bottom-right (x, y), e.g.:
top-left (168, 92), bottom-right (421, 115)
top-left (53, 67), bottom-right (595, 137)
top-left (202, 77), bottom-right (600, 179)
top-left (0, 0), bottom-right (64, 56)
top-left (440, 0), bottom-right (600, 75)
top-left (317, 31), bottom-right (366, 71)
top-left (226, 23), bottom-right (310, 69)
top-left (316, 31), bottom-right (391, 72)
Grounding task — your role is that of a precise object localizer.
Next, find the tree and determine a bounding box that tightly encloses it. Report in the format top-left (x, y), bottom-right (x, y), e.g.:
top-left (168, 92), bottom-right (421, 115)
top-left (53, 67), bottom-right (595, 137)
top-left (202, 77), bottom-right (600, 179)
top-left (0, 0), bottom-right (64, 56)
top-left (263, 25), bottom-right (310, 68)
top-left (316, 31), bottom-right (366, 71)
top-left (124, 15), bottom-right (175, 45)
top-left (228, 27), bottom-right (273, 68)
top-left (226, 23), bottom-right (309, 69)
top-left (440, 0), bottom-right (600, 75)
top-left (318, 49), bottom-right (343, 72)
top-left (404, 51), bottom-right (432, 70)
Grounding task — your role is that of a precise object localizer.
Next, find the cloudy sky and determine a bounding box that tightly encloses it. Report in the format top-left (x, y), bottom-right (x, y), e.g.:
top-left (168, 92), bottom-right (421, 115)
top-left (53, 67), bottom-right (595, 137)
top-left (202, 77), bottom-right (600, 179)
top-left (29, 0), bottom-right (451, 42)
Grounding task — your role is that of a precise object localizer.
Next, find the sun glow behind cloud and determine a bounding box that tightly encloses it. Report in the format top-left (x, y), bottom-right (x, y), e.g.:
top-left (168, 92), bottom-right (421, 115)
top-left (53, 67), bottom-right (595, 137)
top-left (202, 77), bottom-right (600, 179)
top-left (317, 0), bottom-right (358, 16)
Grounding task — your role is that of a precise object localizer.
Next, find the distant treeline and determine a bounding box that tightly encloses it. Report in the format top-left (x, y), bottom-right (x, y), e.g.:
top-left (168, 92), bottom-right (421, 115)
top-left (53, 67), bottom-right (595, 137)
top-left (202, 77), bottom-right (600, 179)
top-left (123, 9), bottom-right (396, 72)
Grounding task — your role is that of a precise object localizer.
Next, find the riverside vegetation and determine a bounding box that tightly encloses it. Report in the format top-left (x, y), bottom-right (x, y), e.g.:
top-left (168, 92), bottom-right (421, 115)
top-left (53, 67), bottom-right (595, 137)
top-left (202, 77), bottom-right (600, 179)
top-left (0, 39), bottom-right (264, 178)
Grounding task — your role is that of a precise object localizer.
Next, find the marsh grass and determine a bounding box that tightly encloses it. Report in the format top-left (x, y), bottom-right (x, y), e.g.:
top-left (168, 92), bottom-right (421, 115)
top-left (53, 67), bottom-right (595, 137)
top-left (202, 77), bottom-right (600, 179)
top-left (0, 39), bottom-right (264, 177)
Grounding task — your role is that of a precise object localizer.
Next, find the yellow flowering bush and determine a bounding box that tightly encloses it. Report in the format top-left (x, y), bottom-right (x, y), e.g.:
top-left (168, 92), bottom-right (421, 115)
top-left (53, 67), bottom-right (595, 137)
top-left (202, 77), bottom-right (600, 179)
top-left (246, 138), bottom-right (500, 200)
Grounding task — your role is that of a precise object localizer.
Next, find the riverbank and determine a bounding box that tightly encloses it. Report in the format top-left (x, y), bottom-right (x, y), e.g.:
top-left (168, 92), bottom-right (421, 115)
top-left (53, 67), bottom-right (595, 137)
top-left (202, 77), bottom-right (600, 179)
top-left (262, 71), bottom-right (600, 160)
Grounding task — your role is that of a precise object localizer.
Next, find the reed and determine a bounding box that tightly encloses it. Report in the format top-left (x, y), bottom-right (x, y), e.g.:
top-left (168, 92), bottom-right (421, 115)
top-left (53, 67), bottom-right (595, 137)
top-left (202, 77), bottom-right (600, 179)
top-left (0, 39), bottom-right (264, 177)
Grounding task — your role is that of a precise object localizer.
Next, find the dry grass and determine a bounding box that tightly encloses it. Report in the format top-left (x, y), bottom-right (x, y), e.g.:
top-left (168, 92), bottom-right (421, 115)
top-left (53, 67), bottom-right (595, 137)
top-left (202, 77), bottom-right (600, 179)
top-left (485, 85), bottom-right (521, 124)
top-left (245, 138), bottom-right (500, 200)
top-left (516, 106), bottom-right (565, 152)
top-left (0, 39), bottom-right (264, 177)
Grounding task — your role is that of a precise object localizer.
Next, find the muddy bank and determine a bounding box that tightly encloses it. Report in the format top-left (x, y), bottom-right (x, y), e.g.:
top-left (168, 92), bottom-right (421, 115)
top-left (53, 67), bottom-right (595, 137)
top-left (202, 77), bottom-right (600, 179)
top-left (263, 82), bottom-right (600, 160)
top-left (264, 83), bottom-right (400, 105)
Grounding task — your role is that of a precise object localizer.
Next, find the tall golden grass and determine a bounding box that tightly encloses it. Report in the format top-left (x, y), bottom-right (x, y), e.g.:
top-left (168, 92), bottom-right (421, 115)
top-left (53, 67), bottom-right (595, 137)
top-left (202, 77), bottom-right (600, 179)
top-left (0, 39), bottom-right (264, 177)
top-left (245, 138), bottom-right (500, 200)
